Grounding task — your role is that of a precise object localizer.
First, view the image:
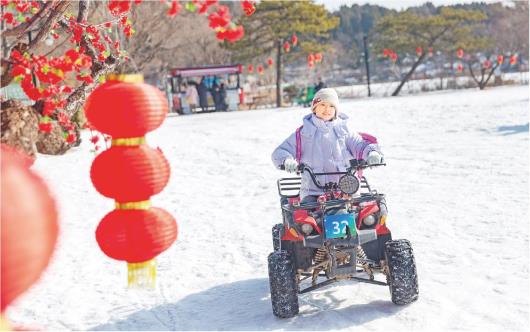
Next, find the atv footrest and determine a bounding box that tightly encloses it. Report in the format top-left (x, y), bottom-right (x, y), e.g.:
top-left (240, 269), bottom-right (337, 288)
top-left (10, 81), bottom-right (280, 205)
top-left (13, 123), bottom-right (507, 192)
top-left (299, 278), bottom-right (337, 294)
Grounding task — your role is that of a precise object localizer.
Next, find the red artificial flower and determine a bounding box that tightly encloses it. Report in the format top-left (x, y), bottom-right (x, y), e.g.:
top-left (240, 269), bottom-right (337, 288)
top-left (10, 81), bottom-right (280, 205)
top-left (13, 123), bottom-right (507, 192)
top-left (108, 0), bottom-right (131, 16)
top-left (39, 122), bottom-right (53, 134)
top-left (76, 74), bottom-right (94, 84)
top-left (66, 133), bottom-right (76, 144)
top-left (167, 1), bottom-right (181, 16)
top-left (2, 12), bottom-right (14, 24)
top-left (208, 12), bottom-right (230, 29)
top-left (241, 0), bottom-right (256, 16)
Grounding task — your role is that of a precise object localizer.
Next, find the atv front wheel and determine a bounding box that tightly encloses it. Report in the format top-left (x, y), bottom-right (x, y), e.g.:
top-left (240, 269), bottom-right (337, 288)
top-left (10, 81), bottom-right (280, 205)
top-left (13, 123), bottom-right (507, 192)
top-left (268, 250), bottom-right (299, 318)
top-left (272, 223), bottom-right (283, 251)
top-left (385, 239), bottom-right (419, 305)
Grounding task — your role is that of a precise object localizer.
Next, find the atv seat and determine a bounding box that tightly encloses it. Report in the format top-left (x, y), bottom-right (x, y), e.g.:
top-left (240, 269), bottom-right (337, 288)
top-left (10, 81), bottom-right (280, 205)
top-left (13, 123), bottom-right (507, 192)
top-left (277, 177), bottom-right (301, 198)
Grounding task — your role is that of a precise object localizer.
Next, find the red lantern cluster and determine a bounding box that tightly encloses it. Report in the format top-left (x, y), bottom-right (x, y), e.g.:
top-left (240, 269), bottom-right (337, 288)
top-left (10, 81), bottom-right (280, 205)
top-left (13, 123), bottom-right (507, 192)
top-left (85, 75), bottom-right (177, 288)
top-left (306, 53), bottom-right (323, 69)
top-left (1, 145), bottom-right (58, 313)
top-left (383, 48), bottom-right (398, 63)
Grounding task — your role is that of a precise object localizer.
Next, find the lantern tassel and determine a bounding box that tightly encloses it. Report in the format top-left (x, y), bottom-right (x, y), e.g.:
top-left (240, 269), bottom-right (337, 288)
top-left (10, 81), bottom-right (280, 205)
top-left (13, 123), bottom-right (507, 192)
top-left (0, 315), bottom-right (11, 331)
top-left (127, 260), bottom-right (156, 288)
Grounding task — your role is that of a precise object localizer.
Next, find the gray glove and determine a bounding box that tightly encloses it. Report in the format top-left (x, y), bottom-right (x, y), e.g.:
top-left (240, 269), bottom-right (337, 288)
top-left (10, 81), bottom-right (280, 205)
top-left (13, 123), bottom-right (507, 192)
top-left (366, 151), bottom-right (383, 165)
top-left (283, 158), bottom-right (299, 173)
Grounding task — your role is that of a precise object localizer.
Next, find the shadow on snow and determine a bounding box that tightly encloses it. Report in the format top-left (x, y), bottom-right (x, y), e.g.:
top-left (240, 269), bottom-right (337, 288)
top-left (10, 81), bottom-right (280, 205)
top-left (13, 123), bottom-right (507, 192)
top-left (90, 278), bottom-right (405, 331)
top-left (497, 123), bottom-right (529, 135)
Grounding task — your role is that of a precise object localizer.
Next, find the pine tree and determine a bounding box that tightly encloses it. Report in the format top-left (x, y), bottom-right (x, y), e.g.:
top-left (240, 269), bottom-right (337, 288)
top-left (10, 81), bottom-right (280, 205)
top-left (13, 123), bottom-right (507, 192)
top-left (225, 1), bottom-right (338, 107)
top-left (373, 8), bottom-right (488, 96)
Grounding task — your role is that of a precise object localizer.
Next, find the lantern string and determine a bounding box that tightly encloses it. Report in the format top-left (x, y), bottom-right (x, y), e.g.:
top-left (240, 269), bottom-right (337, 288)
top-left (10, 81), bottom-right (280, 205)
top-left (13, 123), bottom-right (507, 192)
top-left (115, 200), bottom-right (151, 210)
top-left (112, 137), bottom-right (146, 146)
top-left (127, 260), bottom-right (156, 289)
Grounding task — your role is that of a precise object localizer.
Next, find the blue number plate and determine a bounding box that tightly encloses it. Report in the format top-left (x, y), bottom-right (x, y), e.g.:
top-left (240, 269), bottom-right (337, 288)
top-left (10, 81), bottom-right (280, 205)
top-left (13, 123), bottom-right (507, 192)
top-left (324, 214), bottom-right (356, 239)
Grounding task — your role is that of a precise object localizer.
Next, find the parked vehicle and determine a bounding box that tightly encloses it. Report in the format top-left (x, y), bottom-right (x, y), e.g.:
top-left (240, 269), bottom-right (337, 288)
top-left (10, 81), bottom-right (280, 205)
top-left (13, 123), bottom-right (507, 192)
top-left (167, 65), bottom-right (243, 113)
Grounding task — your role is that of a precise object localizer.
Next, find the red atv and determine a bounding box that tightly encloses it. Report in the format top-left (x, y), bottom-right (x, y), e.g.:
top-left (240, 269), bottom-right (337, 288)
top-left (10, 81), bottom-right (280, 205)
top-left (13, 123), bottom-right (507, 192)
top-left (268, 159), bottom-right (419, 318)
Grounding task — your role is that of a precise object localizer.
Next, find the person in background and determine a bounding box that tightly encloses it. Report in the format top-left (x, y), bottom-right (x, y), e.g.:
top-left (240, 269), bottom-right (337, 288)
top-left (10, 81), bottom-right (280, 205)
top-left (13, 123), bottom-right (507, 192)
top-left (271, 88), bottom-right (383, 204)
top-left (197, 77), bottom-right (209, 112)
top-left (185, 81), bottom-right (199, 113)
top-left (314, 77), bottom-right (326, 93)
top-left (219, 82), bottom-right (228, 111)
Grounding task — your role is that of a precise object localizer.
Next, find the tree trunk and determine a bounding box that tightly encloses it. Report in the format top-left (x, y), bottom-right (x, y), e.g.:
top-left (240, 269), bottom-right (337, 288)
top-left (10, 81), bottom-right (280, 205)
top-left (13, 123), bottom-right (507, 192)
top-left (0, 100), bottom-right (39, 159)
top-left (276, 39), bottom-right (282, 108)
top-left (392, 52), bottom-right (427, 96)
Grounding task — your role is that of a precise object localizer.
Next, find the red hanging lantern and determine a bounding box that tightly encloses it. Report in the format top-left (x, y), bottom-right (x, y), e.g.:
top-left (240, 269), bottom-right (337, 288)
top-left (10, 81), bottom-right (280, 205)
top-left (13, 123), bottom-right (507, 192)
top-left (314, 53), bottom-right (322, 63)
top-left (456, 63), bottom-right (463, 72)
top-left (509, 54), bottom-right (517, 65)
top-left (308, 54), bottom-right (315, 63)
top-left (84, 77), bottom-right (168, 138)
top-left (428, 47), bottom-right (433, 56)
top-left (267, 57), bottom-right (273, 67)
top-left (456, 48), bottom-right (464, 58)
top-left (1, 145), bottom-right (58, 312)
top-left (85, 75), bottom-right (177, 288)
top-left (237, 64), bottom-right (243, 73)
top-left (483, 60), bottom-right (492, 69)
top-left (247, 64), bottom-right (254, 73)
top-left (96, 208), bottom-right (177, 262)
top-left (497, 55), bottom-right (504, 64)
top-left (291, 34), bottom-right (298, 46)
top-left (383, 49), bottom-right (390, 58)
top-left (416, 47), bottom-right (423, 56)
top-left (0, 144), bottom-right (35, 167)
top-left (90, 145), bottom-right (170, 202)
top-left (283, 41), bottom-right (291, 53)
top-left (390, 52), bottom-right (398, 63)
top-left (257, 64), bottom-right (264, 75)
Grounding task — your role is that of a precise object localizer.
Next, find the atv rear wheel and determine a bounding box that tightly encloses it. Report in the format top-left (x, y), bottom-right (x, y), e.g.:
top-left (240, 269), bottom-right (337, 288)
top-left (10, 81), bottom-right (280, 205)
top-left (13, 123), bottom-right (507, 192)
top-left (268, 250), bottom-right (299, 318)
top-left (385, 239), bottom-right (419, 305)
top-left (272, 223), bottom-right (283, 251)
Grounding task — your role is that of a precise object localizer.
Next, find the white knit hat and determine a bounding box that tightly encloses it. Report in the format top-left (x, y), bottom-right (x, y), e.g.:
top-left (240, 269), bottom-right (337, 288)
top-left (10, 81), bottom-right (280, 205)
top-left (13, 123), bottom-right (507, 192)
top-left (311, 88), bottom-right (339, 114)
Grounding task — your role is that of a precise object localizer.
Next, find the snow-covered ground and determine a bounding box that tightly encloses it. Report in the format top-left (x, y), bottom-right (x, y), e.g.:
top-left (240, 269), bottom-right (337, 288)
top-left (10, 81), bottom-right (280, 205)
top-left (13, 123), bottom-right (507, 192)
top-left (6, 85), bottom-right (529, 331)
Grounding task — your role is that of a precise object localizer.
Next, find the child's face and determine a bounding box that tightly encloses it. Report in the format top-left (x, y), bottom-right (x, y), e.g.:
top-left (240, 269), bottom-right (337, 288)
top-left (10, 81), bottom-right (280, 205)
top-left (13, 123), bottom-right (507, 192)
top-left (313, 102), bottom-right (336, 121)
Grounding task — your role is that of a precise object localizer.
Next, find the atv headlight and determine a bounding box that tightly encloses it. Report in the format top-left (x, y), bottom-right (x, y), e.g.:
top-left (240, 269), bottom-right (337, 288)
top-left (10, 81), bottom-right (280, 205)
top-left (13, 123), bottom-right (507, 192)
top-left (338, 175), bottom-right (360, 195)
top-left (363, 214), bottom-right (376, 226)
top-left (301, 223), bottom-right (313, 235)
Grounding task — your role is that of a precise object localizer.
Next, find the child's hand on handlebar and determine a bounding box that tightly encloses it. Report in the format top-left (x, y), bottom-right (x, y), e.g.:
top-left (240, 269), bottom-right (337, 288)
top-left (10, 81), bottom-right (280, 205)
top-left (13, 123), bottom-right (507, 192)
top-left (366, 151), bottom-right (384, 165)
top-left (283, 158), bottom-right (299, 173)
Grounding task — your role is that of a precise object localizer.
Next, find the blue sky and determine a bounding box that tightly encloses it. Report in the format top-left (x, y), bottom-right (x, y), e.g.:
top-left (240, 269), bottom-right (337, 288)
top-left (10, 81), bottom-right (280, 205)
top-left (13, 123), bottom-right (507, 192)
top-left (314, 0), bottom-right (507, 11)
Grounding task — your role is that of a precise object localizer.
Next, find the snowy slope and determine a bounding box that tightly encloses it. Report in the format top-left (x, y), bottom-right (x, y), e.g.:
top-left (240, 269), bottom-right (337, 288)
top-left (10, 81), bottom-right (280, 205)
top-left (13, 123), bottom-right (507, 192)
top-left (5, 85), bottom-right (529, 331)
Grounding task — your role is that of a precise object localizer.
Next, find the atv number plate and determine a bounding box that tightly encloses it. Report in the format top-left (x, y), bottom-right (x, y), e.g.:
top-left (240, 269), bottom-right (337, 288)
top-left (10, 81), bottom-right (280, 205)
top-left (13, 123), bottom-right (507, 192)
top-left (324, 214), bottom-right (356, 239)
